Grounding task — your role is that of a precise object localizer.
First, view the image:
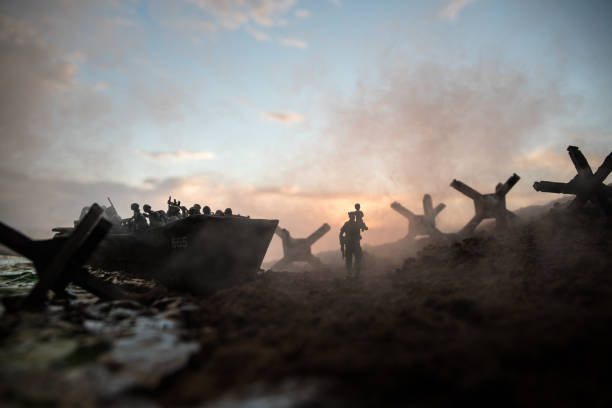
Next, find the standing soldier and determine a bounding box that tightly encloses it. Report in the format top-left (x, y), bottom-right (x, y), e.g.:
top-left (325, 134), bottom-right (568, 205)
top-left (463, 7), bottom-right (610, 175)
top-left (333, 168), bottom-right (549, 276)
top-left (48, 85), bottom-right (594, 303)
top-left (339, 212), bottom-right (364, 277)
top-left (143, 204), bottom-right (163, 227)
top-left (188, 204), bottom-right (201, 216)
top-left (129, 203), bottom-right (148, 231)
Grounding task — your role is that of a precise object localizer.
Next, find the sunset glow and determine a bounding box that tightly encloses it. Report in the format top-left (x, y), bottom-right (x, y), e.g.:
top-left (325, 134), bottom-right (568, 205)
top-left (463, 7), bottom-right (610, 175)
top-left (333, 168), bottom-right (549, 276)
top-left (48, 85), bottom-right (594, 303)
top-left (1, 0), bottom-right (611, 262)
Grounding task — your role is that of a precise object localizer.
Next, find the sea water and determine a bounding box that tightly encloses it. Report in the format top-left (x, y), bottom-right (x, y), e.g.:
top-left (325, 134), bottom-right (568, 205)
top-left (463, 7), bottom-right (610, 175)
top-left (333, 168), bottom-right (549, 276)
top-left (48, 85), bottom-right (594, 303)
top-left (0, 255), bottom-right (37, 297)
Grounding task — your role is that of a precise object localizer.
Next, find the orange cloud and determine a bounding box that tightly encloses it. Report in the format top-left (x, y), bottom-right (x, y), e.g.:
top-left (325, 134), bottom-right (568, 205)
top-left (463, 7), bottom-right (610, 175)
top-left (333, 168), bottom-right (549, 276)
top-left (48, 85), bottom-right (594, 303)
top-left (136, 150), bottom-right (216, 161)
top-left (262, 111), bottom-right (305, 124)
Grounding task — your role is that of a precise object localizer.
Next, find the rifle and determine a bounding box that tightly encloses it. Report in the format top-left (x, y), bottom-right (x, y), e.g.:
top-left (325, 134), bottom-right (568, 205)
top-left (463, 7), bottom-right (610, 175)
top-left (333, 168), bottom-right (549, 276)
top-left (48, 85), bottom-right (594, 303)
top-left (106, 197), bottom-right (123, 225)
top-left (107, 197), bottom-right (118, 214)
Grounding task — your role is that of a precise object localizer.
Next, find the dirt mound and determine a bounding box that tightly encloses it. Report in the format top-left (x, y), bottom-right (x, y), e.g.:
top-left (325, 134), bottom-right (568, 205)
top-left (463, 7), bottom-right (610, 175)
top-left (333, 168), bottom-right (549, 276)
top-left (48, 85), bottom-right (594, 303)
top-left (155, 207), bottom-right (612, 406)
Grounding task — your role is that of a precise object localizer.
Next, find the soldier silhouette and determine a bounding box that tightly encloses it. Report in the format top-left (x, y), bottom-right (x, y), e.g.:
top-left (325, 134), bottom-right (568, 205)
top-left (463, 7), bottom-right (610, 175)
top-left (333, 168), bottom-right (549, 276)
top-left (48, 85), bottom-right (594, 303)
top-left (166, 204), bottom-right (181, 222)
top-left (143, 204), bottom-right (164, 227)
top-left (339, 212), bottom-right (363, 276)
top-left (129, 203), bottom-right (148, 231)
top-left (353, 203), bottom-right (368, 231)
top-left (188, 204), bottom-right (201, 216)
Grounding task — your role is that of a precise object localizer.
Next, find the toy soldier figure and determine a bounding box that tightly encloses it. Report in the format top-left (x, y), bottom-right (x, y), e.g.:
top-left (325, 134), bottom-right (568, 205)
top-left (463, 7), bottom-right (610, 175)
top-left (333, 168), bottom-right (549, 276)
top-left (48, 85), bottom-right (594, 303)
top-left (166, 206), bottom-right (181, 222)
top-left (156, 210), bottom-right (168, 224)
top-left (129, 203), bottom-right (148, 231)
top-left (339, 212), bottom-right (363, 276)
top-left (143, 204), bottom-right (163, 227)
top-left (188, 204), bottom-right (201, 216)
top-left (353, 203), bottom-right (368, 231)
top-left (167, 196), bottom-right (181, 215)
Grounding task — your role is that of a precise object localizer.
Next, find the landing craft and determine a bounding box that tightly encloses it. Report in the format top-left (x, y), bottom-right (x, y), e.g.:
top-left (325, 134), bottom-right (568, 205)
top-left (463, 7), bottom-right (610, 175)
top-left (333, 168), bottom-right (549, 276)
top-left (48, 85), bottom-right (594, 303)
top-left (52, 204), bottom-right (278, 296)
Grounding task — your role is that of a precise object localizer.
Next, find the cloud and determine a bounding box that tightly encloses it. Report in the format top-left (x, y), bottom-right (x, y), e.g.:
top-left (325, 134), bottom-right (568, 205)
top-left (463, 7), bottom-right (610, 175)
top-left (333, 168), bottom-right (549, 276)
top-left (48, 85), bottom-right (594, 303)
top-left (257, 57), bottom-right (575, 234)
top-left (262, 111), bottom-right (305, 124)
top-left (161, 18), bottom-right (218, 34)
top-left (438, 0), bottom-right (477, 21)
top-left (515, 148), bottom-right (574, 172)
top-left (514, 146), bottom-right (610, 182)
top-left (245, 25), bottom-right (269, 41)
top-left (294, 9), bottom-right (311, 19)
top-left (249, 0), bottom-right (297, 26)
top-left (0, 9), bottom-right (200, 183)
top-left (278, 37), bottom-right (307, 48)
top-left (130, 81), bottom-right (192, 124)
top-left (188, 0), bottom-right (297, 29)
top-left (92, 82), bottom-right (109, 91)
top-left (312, 60), bottom-right (568, 192)
top-left (330, 0), bottom-right (342, 7)
top-left (136, 150), bottom-right (216, 161)
top-left (0, 14), bottom-right (91, 166)
top-left (250, 185), bottom-right (357, 199)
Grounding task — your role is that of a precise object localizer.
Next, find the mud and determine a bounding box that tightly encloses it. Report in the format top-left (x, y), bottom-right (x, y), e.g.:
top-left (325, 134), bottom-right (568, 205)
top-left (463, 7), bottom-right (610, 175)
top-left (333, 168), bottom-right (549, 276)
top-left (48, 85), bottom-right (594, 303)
top-left (1, 207), bottom-right (612, 407)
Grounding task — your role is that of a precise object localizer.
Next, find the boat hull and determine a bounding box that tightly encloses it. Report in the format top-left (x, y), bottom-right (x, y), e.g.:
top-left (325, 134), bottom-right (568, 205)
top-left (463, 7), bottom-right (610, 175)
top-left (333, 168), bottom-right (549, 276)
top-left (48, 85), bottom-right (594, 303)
top-left (87, 215), bottom-right (278, 295)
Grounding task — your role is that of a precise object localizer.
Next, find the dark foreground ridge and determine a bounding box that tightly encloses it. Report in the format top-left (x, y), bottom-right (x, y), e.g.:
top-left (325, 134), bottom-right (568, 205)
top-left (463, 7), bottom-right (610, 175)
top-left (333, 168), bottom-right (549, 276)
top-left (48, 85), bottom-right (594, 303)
top-left (1, 204), bottom-right (611, 406)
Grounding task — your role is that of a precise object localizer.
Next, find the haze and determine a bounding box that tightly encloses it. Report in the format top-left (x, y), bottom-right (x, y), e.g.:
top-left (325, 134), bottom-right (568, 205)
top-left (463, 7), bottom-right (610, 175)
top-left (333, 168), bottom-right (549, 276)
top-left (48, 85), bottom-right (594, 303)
top-left (1, 0), bottom-right (610, 262)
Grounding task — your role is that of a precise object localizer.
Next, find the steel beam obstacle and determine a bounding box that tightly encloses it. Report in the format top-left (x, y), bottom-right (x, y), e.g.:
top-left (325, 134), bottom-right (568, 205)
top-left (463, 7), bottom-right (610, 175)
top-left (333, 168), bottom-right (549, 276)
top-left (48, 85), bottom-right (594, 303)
top-left (271, 223), bottom-right (331, 271)
top-left (451, 173), bottom-right (520, 235)
top-left (0, 204), bottom-right (128, 311)
top-left (533, 146), bottom-right (612, 214)
top-left (390, 194), bottom-right (446, 240)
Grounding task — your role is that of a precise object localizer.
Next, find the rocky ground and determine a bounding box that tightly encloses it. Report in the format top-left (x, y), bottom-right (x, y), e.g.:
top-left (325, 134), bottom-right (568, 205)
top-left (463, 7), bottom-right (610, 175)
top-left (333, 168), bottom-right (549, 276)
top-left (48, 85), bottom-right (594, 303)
top-left (1, 206), bottom-right (611, 407)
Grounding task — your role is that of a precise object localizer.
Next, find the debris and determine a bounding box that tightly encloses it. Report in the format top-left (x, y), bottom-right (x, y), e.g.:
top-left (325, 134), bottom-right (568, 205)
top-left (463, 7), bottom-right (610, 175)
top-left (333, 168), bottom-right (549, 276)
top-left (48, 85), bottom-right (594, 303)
top-left (0, 295), bottom-right (200, 405)
top-left (451, 173), bottom-right (520, 235)
top-left (533, 145), bottom-right (612, 214)
top-left (391, 194), bottom-right (446, 240)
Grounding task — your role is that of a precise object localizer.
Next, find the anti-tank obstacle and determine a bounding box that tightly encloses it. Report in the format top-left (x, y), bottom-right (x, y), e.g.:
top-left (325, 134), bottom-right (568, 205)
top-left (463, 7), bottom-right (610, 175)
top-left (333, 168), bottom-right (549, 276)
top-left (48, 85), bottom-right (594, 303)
top-left (271, 223), bottom-right (330, 271)
top-left (451, 173), bottom-right (520, 235)
top-left (0, 204), bottom-right (128, 311)
top-left (390, 194), bottom-right (446, 240)
top-left (533, 145), bottom-right (612, 214)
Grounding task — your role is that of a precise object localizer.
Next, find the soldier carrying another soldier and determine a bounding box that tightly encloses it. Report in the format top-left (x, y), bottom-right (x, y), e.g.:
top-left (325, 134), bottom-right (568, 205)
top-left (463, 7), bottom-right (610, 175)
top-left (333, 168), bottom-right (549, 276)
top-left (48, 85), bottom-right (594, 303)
top-left (339, 211), bottom-right (364, 277)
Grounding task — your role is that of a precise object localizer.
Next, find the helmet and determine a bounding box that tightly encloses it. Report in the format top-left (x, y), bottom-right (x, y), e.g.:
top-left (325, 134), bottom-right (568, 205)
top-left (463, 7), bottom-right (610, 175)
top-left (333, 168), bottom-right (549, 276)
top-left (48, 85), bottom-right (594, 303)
top-left (203, 206), bottom-right (211, 215)
top-left (143, 204), bottom-right (151, 212)
top-left (354, 203), bottom-right (360, 210)
top-left (130, 203), bottom-right (139, 211)
top-left (224, 208), bottom-right (233, 216)
top-left (193, 204), bottom-right (201, 209)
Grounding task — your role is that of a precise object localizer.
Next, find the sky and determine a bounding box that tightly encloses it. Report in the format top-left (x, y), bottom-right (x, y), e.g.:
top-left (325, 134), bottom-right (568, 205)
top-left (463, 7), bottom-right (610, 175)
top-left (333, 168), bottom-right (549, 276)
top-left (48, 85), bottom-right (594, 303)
top-left (0, 0), bottom-right (611, 262)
